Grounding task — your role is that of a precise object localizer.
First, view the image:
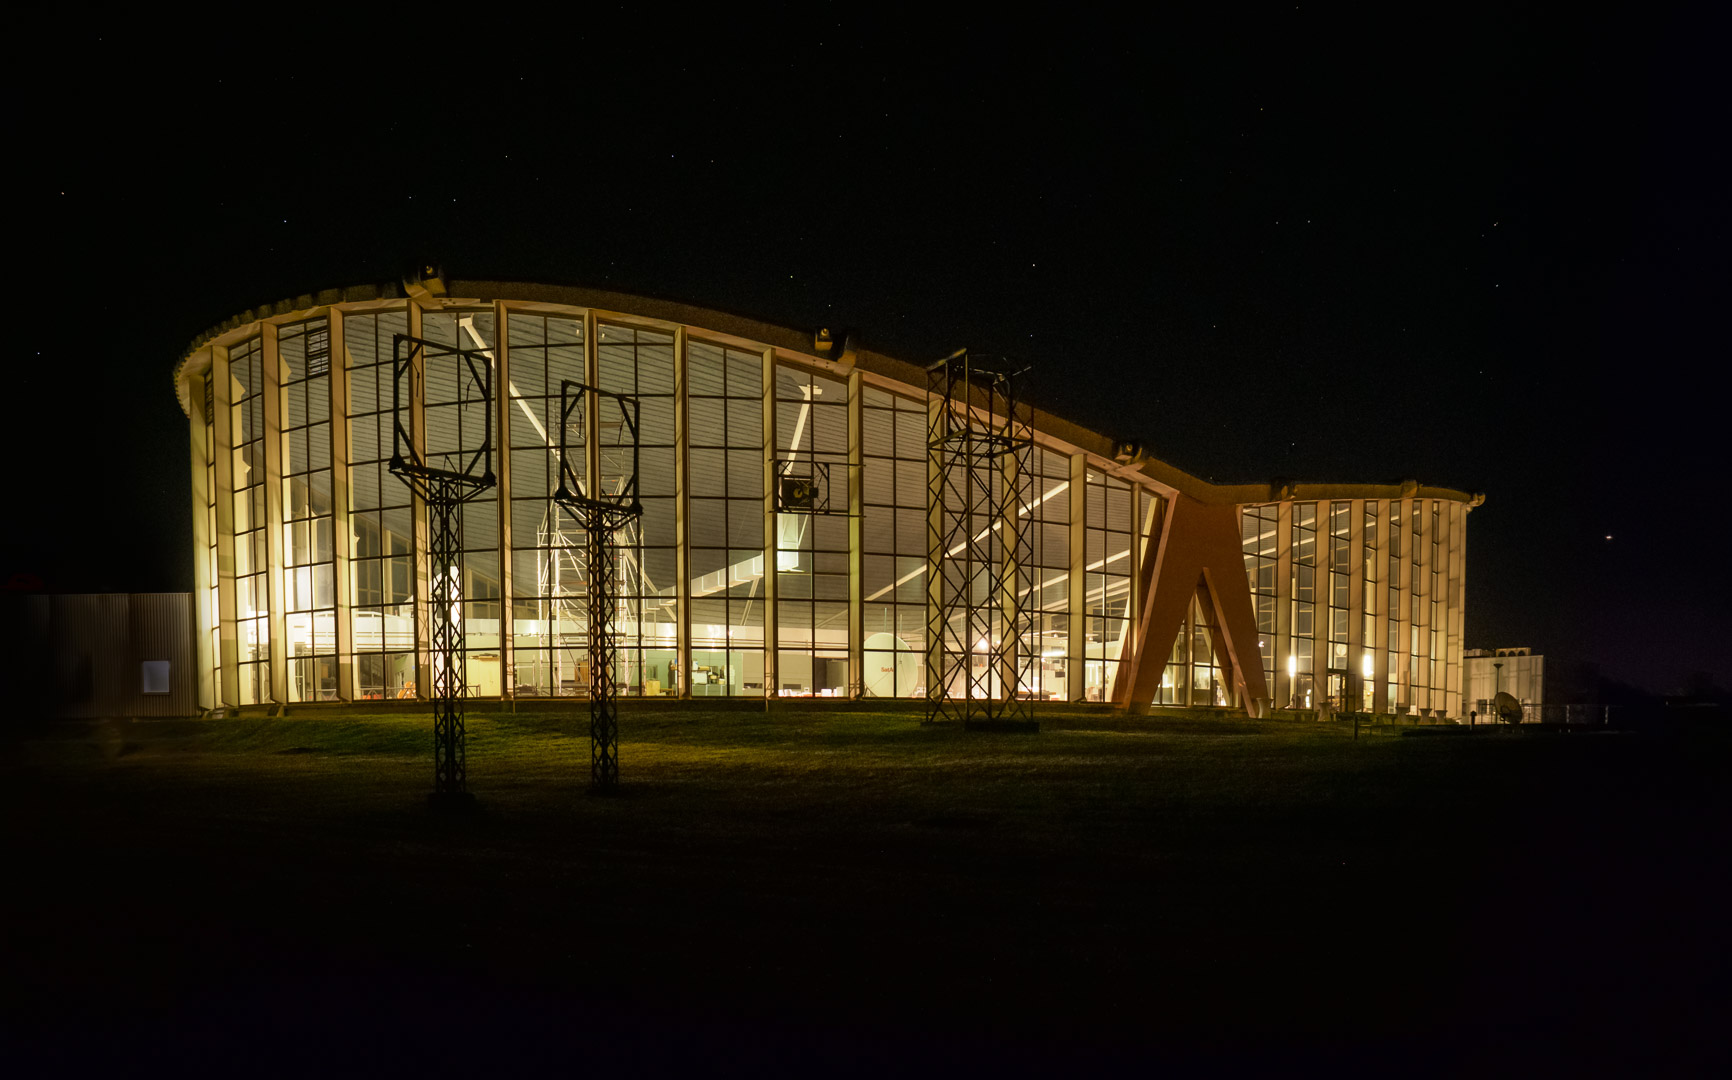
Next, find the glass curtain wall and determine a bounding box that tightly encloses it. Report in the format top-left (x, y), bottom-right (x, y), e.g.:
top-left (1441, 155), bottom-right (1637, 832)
top-left (1189, 597), bottom-right (1228, 706)
top-left (421, 310), bottom-right (501, 698)
top-left (204, 374), bottom-right (220, 698)
top-left (504, 312), bottom-right (587, 697)
top-left (1236, 497), bottom-right (1469, 716)
top-left (1158, 615), bottom-right (1186, 706)
top-left (687, 341), bottom-right (767, 696)
top-left (774, 363), bottom-right (850, 695)
top-left (1080, 470), bottom-right (1133, 701)
top-left (343, 311), bottom-right (417, 699)
top-left (1288, 501), bottom-right (1317, 709)
top-left (1362, 502), bottom-right (1379, 710)
top-left (1409, 502), bottom-right (1427, 709)
top-left (860, 384), bottom-right (926, 697)
top-left (860, 395), bottom-right (1068, 702)
top-left (597, 324), bottom-right (677, 695)
top-left (1025, 447), bottom-right (1071, 699)
top-left (279, 318), bottom-right (337, 701)
top-left (1241, 503), bottom-right (1278, 692)
top-left (1431, 501), bottom-right (1445, 708)
top-left (1326, 501), bottom-right (1352, 709)
top-left (1155, 598), bottom-right (1226, 706)
top-left (193, 301), bottom-right (1474, 715)
top-left (1387, 503), bottom-right (1404, 710)
top-left (228, 336), bottom-right (270, 705)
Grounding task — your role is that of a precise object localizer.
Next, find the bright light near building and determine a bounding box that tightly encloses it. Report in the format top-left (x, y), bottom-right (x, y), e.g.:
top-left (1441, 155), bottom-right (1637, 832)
top-left (1286, 654), bottom-right (1297, 677)
top-left (1361, 653), bottom-right (1374, 678)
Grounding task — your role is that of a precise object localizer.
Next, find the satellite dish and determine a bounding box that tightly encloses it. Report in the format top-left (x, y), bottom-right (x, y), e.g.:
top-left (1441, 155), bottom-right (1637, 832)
top-left (1494, 691), bottom-right (1524, 725)
top-left (862, 633), bottom-right (920, 699)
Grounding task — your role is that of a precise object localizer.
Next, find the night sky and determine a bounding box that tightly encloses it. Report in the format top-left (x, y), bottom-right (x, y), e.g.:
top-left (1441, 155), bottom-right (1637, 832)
top-left (15, 10), bottom-right (1727, 693)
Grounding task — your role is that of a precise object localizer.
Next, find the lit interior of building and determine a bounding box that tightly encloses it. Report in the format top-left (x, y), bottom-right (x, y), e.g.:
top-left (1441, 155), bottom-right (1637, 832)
top-left (177, 279), bottom-right (1477, 717)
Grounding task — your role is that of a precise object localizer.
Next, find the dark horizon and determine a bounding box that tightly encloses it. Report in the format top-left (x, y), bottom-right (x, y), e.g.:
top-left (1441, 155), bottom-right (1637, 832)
top-left (13, 11), bottom-right (1727, 695)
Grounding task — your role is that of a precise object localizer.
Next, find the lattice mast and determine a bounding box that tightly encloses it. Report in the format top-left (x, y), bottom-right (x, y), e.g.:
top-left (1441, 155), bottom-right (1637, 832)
top-left (388, 333), bottom-right (495, 804)
top-left (533, 510), bottom-right (590, 695)
top-left (551, 378), bottom-right (642, 791)
top-left (925, 350), bottom-right (1036, 729)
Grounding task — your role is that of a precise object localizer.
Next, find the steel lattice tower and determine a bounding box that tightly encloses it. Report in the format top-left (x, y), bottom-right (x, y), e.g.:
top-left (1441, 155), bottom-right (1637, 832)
top-left (552, 378), bottom-right (642, 792)
top-left (576, 503), bottom-right (638, 786)
top-left (925, 350), bottom-right (1037, 730)
top-left (423, 473), bottom-right (472, 795)
top-left (388, 333), bottom-right (495, 806)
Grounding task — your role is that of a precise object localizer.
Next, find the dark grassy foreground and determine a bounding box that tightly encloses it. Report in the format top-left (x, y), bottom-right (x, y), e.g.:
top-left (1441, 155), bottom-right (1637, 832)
top-left (2, 706), bottom-right (1726, 1074)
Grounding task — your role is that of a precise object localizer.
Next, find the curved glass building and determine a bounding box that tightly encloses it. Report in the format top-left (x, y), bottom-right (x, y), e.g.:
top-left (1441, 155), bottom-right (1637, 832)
top-left (174, 274), bottom-right (1479, 717)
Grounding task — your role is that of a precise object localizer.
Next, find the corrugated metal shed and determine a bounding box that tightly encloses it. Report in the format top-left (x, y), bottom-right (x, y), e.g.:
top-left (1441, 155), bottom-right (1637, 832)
top-left (14, 593), bottom-right (199, 718)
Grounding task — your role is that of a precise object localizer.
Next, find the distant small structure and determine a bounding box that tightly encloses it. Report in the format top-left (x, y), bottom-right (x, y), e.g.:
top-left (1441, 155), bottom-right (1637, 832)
top-left (1464, 647), bottom-right (1544, 721)
top-left (2, 593), bottom-right (199, 718)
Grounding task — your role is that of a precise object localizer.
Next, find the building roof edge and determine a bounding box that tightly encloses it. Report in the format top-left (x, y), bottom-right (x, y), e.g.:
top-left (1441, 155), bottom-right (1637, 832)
top-left (169, 279), bottom-right (1483, 509)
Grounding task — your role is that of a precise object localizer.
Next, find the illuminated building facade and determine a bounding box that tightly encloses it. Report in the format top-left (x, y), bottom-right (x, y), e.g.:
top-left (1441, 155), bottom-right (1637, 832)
top-left (174, 276), bottom-right (1480, 717)
top-left (1464, 647), bottom-right (1545, 718)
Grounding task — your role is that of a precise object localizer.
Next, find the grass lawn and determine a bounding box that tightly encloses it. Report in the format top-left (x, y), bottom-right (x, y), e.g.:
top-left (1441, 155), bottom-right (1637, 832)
top-left (2, 705), bottom-right (1726, 1072)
